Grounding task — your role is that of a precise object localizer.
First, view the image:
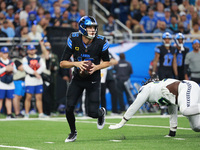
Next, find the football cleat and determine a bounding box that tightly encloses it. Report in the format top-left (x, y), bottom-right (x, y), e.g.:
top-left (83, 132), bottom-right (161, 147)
top-left (65, 131), bottom-right (77, 143)
top-left (109, 123), bottom-right (124, 130)
top-left (97, 107), bottom-right (106, 130)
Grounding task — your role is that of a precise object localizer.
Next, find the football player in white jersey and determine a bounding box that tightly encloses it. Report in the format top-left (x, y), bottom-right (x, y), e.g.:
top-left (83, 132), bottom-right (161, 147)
top-left (109, 78), bottom-right (200, 137)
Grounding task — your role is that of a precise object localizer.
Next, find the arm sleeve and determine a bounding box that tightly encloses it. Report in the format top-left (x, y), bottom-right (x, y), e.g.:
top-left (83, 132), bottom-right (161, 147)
top-left (36, 58), bottom-right (46, 74)
top-left (101, 40), bottom-right (110, 61)
top-left (22, 57), bottom-right (34, 74)
top-left (123, 85), bottom-right (150, 120)
top-left (14, 60), bottom-right (22, 69)
top-left (61, 36), bottom-right (73, 61)
top-left (168, 105), bottom-right (178, 132)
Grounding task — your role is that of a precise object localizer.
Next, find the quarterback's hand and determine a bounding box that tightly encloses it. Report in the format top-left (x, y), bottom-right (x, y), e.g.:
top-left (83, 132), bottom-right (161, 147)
top-left (109, 123), bottom-right (124, 130)
top-left (88, 63), bottom-right (96, 75)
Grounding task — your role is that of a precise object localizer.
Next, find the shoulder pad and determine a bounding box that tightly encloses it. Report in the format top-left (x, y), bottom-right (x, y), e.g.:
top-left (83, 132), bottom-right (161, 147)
top-left (71, 32), bottom-right (80, 38)
top-left (97, 35), bottom-right (105, 40)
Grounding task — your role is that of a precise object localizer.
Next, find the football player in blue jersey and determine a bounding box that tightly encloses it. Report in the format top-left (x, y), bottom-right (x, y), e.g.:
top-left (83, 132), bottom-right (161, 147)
top-left (174, 33), bottom-right (189, 80)
top-left (60, 16), bottom-right (110, 142)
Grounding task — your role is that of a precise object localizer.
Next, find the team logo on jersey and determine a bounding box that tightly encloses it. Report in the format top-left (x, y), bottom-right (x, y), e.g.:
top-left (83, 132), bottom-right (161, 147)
top-left (75, 47), bottom-right (79, 51)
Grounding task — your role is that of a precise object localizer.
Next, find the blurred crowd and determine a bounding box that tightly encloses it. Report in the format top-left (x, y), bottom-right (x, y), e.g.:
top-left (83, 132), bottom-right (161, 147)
top-left (0, 0), bottom-right (83, 40)
top-left (101, 0), bottom-right (200, 38)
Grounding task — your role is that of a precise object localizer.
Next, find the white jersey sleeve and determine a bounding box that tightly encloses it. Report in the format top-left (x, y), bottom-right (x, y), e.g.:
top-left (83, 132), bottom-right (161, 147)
top-left (124, 85), bottom-right (150, 120)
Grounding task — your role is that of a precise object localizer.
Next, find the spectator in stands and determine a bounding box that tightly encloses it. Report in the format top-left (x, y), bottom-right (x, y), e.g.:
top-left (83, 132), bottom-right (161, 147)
top-left (126, 2), bottom-right (146, 33)
top-left (176, 22), bottom-right (190, 34)
top-left (1, 20), bottom-right (15, 37)
top-left (51, 6), bottom-right (62, 25)
top-left (128, 0), bottom-right (140, 21)
top-left (28, 24), bottom-right (42, 42)
top-left (5, 5), bottom-right (15, 22)
top-left (36, 18), bottom-right (48, 35)
top-left (79, 9), bottom-right (86, 17)
top-left (19, 26), bottom-right (30, 41)
top-left (29, 0), bottom-right (39, 12)
top-left (40, 40), bottom-right (59, 116)
top-left (178, 0), bottom-right (190, 12)
top-left (114, 53), bottom-right (133, 111)
top-left (154, 2), bottom-right (165, 20)
top-left (15, 19), bottom-right (27, 37)
top-left (49, 1), bottom-right (60, 17)
top-left (196, 0), bottom-right (200, 16)
top-left (19, 4), bottom-right (31, 21)
top-left (184, 39), bottom-right (200, 85)
top-left (40, 0), bottom-right (52, 11)
top-left (190, 11), bottom-right (199, 30)
top-left (174, 33), bottom-right (190, 80)
top-left (54, 19), bottom-right (61, 27)
top-left (140, 8), bottom-right (157, 33)
top-left (0, 1), bottom-right (7, 16)
top-left (179, 11), bottom-right (190, 31)
top-left (100, 0), bottom-right (113, 13)
top-left (186, 5), bottom-right (196, 22)
top-left (70, 20), bottom-right (78, 31)
top-left (36, 7), bottom-right (45, 23)
top-left (22, 44), bottom-right (48, 118)
top-left (15, 0), bottom-right (24, 13)
top-left (147, 0), bottom-right (156, 11)
top-left (103, 14), bottom-right (116, 36)
top-left (58, 0), bottom-right (70, 14)
top-left (68, 0), bottom-right (81, 23)
top-left (163, 0), bottom-right (170, 9)
top-left (0, 12), bottom-right (5, 25)
top-left (171, 2), bottom-right (179, 19)
top-left (60, 10), bottom-right (70, 27)
top-left (169, 15), bottom-right (178, 34)
top-left (153, 21), bottom-right (173, 37)
top-left (13, 13), bottom-right (20, 29)
top-left (190, 23), bottom-right (200, 40)
top-left (0, 23), bottom-right (8, 38)
top-left (44, 11), bottom-right (52, 26)
top-left (0, 47), bottom-right (17, 119)
top-left (160, 8), bottom-right (171, 28)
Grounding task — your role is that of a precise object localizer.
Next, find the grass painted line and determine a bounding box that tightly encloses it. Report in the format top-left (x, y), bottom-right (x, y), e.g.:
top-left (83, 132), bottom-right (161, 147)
top-left (75, 120), bottom-right (192, 131)
top-left (0, 145), bottom-right (37, 150)
top-left (0, 115), bottom-right (185, 121)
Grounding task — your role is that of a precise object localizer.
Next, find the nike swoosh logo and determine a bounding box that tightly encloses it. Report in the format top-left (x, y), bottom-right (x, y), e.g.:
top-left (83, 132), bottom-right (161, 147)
top-left (92, 81), bottom-right (96, 84)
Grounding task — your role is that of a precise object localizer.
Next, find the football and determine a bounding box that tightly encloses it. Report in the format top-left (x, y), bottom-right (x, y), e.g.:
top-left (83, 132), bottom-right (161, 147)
top-left (79, 61), bottom-right (92, 78)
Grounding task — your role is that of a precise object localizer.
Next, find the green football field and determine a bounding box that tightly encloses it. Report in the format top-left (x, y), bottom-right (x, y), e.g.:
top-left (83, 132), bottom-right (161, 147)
top-left (0, 114), bottom-right (200, 150)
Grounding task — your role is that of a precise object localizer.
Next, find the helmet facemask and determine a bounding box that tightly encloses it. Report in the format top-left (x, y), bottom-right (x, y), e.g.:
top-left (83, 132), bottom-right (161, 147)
top-left (85, 25), bottom-right (98, 39)
top-left (162, 32), bottom-right (172, 47)
top-left (174, 33), bottom-right (185, 51)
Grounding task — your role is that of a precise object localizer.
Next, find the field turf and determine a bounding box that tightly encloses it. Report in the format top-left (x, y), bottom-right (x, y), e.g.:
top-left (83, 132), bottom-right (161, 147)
top-left (0, 114), bottom-right (200, 150)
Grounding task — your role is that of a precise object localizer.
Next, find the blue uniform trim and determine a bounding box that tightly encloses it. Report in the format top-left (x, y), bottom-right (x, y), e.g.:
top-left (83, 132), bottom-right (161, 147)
top-left (67, 37), bottom-right (72, 49)
top-left (102, 41), bottom-right (109, 51)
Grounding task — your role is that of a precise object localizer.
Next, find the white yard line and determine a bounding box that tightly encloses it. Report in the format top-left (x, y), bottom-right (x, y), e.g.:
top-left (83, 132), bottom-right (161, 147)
top-left (0, 145), bottom-right (37, 150)
top-left (0, 115), bottom-right (191, 131)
